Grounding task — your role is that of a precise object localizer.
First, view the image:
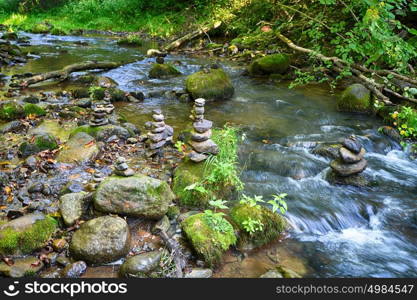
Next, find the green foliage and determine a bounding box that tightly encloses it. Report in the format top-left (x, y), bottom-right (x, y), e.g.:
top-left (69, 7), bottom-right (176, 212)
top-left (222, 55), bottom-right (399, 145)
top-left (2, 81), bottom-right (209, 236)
top-left (268, 193), bottom-right (288, 215)
top-left (23, 103), bottom-right (46, 117)
top-left (88, 85), bottom-right (105, 100)
top-left (391, 107), bottom-right (417, 139)
top-left (241, 217), bottom-right (264, 235)
top-left (173, 125), bottom-right (243, 208)
top-left (239, 194), bottom-right (264, 209)
top-left (117, 34), bottom-right (143, 46)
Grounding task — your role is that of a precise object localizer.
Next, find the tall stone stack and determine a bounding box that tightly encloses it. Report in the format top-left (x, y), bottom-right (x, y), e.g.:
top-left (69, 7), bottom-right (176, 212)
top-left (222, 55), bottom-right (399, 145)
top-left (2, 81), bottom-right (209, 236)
top-left (90, 103), bottom-right (114, 127)
top-left (147, 109), bottom-right (173, 152)
top-left (330, 136), bottom-right (367, 177)
top-left (188, 98), bottom-right (219, 163)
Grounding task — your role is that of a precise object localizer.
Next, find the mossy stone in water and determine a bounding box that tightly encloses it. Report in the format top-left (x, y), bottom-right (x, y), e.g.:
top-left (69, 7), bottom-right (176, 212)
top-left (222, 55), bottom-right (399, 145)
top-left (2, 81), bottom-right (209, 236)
top-left (0, 213), bottom-right (57, 255)
top-left (0, 102), bottom-right (24, 120)
top-left (173, 161), bottom-right (207, 208)
top-left (230, 203), bottom-right (286, 249)
top-left (23, 103), bottom-right (46, 117)
top-left (337, 83), bottom-right (371, 112)
top-left (185, 68), bottom-right (234, 101)
top-left (149, 63), bottom-right (181, 79)
top-left (248, 54), bottom-right (290, 76)
top-left (181, 213), bottom-right (236, 267)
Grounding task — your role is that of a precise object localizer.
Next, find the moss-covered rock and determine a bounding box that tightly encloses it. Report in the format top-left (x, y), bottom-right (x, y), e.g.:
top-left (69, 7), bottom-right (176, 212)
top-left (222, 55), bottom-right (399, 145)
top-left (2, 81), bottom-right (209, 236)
top-left (69, 216), bottom-right (130, 264)
top-left (19, 133), bottom-right (59, 157)
top-left (70, 124), bottom-right (132, 141)
top-left (0, 256), bottom-right (44, 278)
top-left (71, 87), bottom-right (90, 99)
top-left (23, 103), bottom-right (46, 117)
top-left (230, 203), bottom-right (286, 249)
top-left (248, 54), bottom-right (290, 76)
top-left (149, 63), bottom-right (181, 79)
top-left (185, 68), bottom-right (234, 101)
top-left (89, 86), bottom-right (106, 100)
top-left (30, 22), bottom-right (51, 34)
top-left (107, 87), bottom-right (128, 102)
top-left (0, 102), bottom-right (24, 120)
top-left (0, 213), bottom-right (57, 255)
top-left (29, 119), bottom-right (76, 143)
top-left (181, 213), bottom-right (236, 266)
top-left (337, 83), bottom-right (371, 112)
top-left (94, 175), bottom-right (175, 219)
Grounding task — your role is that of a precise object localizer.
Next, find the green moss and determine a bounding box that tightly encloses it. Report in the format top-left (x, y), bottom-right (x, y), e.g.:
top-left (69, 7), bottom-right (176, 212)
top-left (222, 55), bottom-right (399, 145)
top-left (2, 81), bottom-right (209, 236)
top-left (182, 213), bottom-right (236, 267)
top-left (173, 161), bottom-right (207, 207)
top-left (68, 106), bottom-right (87, 114)
top-left (89, 86), bottom-right (106, 100)
top-left (0, 102), bottom-right (24, 120)
top-left (30, 22), bottom-right (50, 33)
top-left (166, 206), bottom-right (180, 220)
top-left (248, 54), bottom-right (290, 76)
top-left (0, 216), bottom-right (57, 255)
top-left (34, 134), bottom-right (58, 151)
top-left (107, 88), bottom-right (128, 102)
top-left (185, 68), bottom-right (234, 101)
top-left (337, 83), bottom-right (371, 112)
top-left (230, 203), bottom-right (286, 248)
top-left (149, 63), bottom-right (181, 79)
top-left (70, 125), bottom-right (100, 138)
top-left (23, 103), bottom-right (46, 117)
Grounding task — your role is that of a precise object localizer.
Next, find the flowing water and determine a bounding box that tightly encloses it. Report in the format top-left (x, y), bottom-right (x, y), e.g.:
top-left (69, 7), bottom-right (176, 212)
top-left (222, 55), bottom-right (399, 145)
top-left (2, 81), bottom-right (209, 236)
top-left (4, 33), bottom-right (417, 278)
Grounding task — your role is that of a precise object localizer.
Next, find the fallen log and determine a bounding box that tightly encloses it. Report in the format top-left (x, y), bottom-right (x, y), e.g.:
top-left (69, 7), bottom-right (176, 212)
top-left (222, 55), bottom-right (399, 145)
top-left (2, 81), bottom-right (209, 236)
top-left (163, 21), bottom-right (222, 52)
top-left (17, 61), bottom-right (123, 87)
top-left (277, 33), bottom-right (417, 106)
top-left (157, 229), bottom-right (187, 278)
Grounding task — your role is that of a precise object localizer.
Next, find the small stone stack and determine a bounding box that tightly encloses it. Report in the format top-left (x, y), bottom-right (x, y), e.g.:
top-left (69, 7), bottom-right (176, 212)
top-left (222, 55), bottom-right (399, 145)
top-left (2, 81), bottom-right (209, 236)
top-left (90, 103), bottom-right (114, 127)
top-left (93, 171), bottom-right (105, 183)
top-left (188, 98), bottom-right (219, 162)
top-left (330, 136), bottom-right (367, 177)
top-left (114, 157), bottom-right (134, 177)
top-left (147, 109), bottom-right (173, 151)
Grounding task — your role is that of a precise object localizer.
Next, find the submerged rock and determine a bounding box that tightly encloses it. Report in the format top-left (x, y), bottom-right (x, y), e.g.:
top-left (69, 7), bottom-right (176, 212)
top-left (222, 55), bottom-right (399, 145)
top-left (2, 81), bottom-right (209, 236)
top-left (61, 261), bottom-right (87, 278)
top-left (326, 170), bottom-right (370, 187)
top-left (330, 158), bottom-right (367, 176)
top-left (184, 268), bottom-right (213, 278)
top-left (94, 175), bottom-right (174, 219)
top-left (248, 53), bottom-right (290, 76)
top-left (185, 68), bottom-right (234, 101)
top-left (119, 251), bottom-right (162, 277)
top-left (260, 266), bottom-right (301, 278)
top-left (149, 63), bottom-right (181, 79)
top-left (337, 84), bottom-right (371, 112)
top-left (69, 216), bottom-right (130, 264)
top-left (57, 132), bottom-right (99, 164)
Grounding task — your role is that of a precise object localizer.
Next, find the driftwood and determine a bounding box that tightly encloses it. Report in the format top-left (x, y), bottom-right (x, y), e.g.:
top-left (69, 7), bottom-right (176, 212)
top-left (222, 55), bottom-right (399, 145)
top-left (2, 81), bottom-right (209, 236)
top-left (17, 61), bottom-right (123, 87)
top-left (277, 33), bottom-right (417, 106)
top-left (156, 229), bottom-right (187, 278)
top-left (164, 21), bottom-right (222, 52)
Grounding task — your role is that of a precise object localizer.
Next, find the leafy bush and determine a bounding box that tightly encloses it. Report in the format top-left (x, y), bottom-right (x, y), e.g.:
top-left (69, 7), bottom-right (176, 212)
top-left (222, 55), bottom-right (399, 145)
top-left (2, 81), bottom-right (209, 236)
top-left (391, 106), bottom-right (417, 139)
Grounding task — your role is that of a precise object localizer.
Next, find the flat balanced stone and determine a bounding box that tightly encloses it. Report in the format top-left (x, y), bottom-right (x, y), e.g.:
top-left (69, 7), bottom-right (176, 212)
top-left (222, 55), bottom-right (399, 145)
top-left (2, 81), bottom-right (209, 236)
top-left (152, 109), bottom-right (162, 115)
top-left (191, 129), bottom-right (212, 142)
top-left (148, 132), bottom-right (166, 143)
top-left (152, 114), bottom-right (164, 122)
top-left (152, 121), bottom-right (165, 128)
top-left (152, 126), bottom-right (165, 133)
top-left (150, 140), bottom-right (166, 150)
top-left (116, 163), bottom-right (129, 171)
top-left (116, 157), bottom-right (127, 164)
top-left (194, 106), bottom-right (204, 115)
top-left (115, 169), bottom-right (135, 177)
top-left (195, 98), bottom-right (205, 106)
top-left (339, 147), bottom-right (365, 164)
top-left (165, 125), bottom-right (174, 136)
top-left (330, 158), bottom-right (367, 176)
top-left (193, 120), bottom-right (212, 133)
top-left (189, 151), bottom-right (209, 163)
top-left (342, 138), bottom-right (362, 154)
top-left (190, 139), bottom-right (219, 155)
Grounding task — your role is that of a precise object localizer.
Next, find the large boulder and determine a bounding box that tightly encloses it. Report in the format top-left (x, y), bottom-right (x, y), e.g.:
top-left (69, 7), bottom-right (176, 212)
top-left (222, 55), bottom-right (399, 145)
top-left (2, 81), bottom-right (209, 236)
top-left (57, 132), bottom-right (99, 164)
top-left (70, 124), bottom-right (132, 141)
top-left (29, 119), bottom-right (77, 143)
top-left (0, 213), bottom-right (57, 255)
top-left (149, 63), bottom-right (181, 79)
top-left (69, 216), bottom-right (130, 264)
top-left (248, 54), bottom-right (290, 76)
top-left (0, 101), bottom-right (24, 120)
top-left (181, 213), bottom-right (236, 267)
top-left (94, 175), bottom-right (175, 219)
top-left (59, 192), bottom-right (88, 227)
top-left (185, 68), bottom-right (234, 101)
top-left (337, 84), bottom-right (371, 112)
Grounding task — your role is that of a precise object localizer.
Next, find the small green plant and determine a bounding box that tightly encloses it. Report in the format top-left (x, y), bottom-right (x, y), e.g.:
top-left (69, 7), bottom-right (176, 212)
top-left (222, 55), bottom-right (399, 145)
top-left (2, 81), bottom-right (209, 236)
top-left (88, 86), bottom-right (105, 100)
top-left (174, 140), bottom-right (186, 153)
top-left (208, 199), bottom-right (228, 211)
top-left (268, 193), bottom-right (288, 215)
top-left (202, 198), bottom-right (231, 233)
top-left (239, 194), bottom-right (264, 208)
top-left (391, 106), bottom-right (417, 140)
top-left (184, 182), bottom-right (209, 195)
top-left (241, 217), bottom-right (264, 235)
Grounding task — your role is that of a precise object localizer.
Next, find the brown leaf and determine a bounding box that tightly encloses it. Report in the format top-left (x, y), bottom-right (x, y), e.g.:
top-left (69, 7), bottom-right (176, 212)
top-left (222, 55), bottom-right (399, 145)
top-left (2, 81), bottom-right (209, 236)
top-left (84, 141), bottom-right (95, 148)
top-left (4, 186), bottom-right (12, 194)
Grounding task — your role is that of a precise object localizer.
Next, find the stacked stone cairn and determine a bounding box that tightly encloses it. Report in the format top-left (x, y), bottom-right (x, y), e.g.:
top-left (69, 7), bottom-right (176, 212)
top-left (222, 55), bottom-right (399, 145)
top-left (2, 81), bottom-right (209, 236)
top-left (188, 98), bottom-right (219, 162)
top-left (114, 157), bottom-right (134, 177)
top-left (147, 109), bottom-right (173, 153)
top-left (90, 102), bottom-right (114, 127)
top-left (330, 136), bottom-right (367, 177)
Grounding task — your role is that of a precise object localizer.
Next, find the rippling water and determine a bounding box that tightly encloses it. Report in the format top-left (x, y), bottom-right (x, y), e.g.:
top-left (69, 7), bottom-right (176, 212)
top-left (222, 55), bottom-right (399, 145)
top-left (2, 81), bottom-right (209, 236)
top-left (6, 32), bottom-right (417, 277)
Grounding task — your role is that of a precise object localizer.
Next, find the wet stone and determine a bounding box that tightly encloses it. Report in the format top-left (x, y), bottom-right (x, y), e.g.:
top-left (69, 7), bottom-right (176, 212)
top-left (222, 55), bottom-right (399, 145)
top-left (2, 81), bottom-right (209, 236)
top-left (191, 129), bottom-right (212, 142)
top-left (152, 114), bottom-right (164, 122)
top-left (339, 147), bottom-right (365, 164)
top-left (342, 137), bottom-right (362, 154)
top-left (193, 120), bottom-right (212, 133)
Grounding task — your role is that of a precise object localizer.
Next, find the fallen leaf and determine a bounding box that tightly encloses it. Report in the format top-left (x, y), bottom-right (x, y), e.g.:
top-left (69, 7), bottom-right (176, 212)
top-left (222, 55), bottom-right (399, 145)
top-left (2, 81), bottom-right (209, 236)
top-left (69, 174), bottom-right (81, 180)
top-left (4, 186), bottom-right (12, 194)
top-left (85, 168), bottom-right (95, 174)
top-left (84, 141), bottom-right (95, 148)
